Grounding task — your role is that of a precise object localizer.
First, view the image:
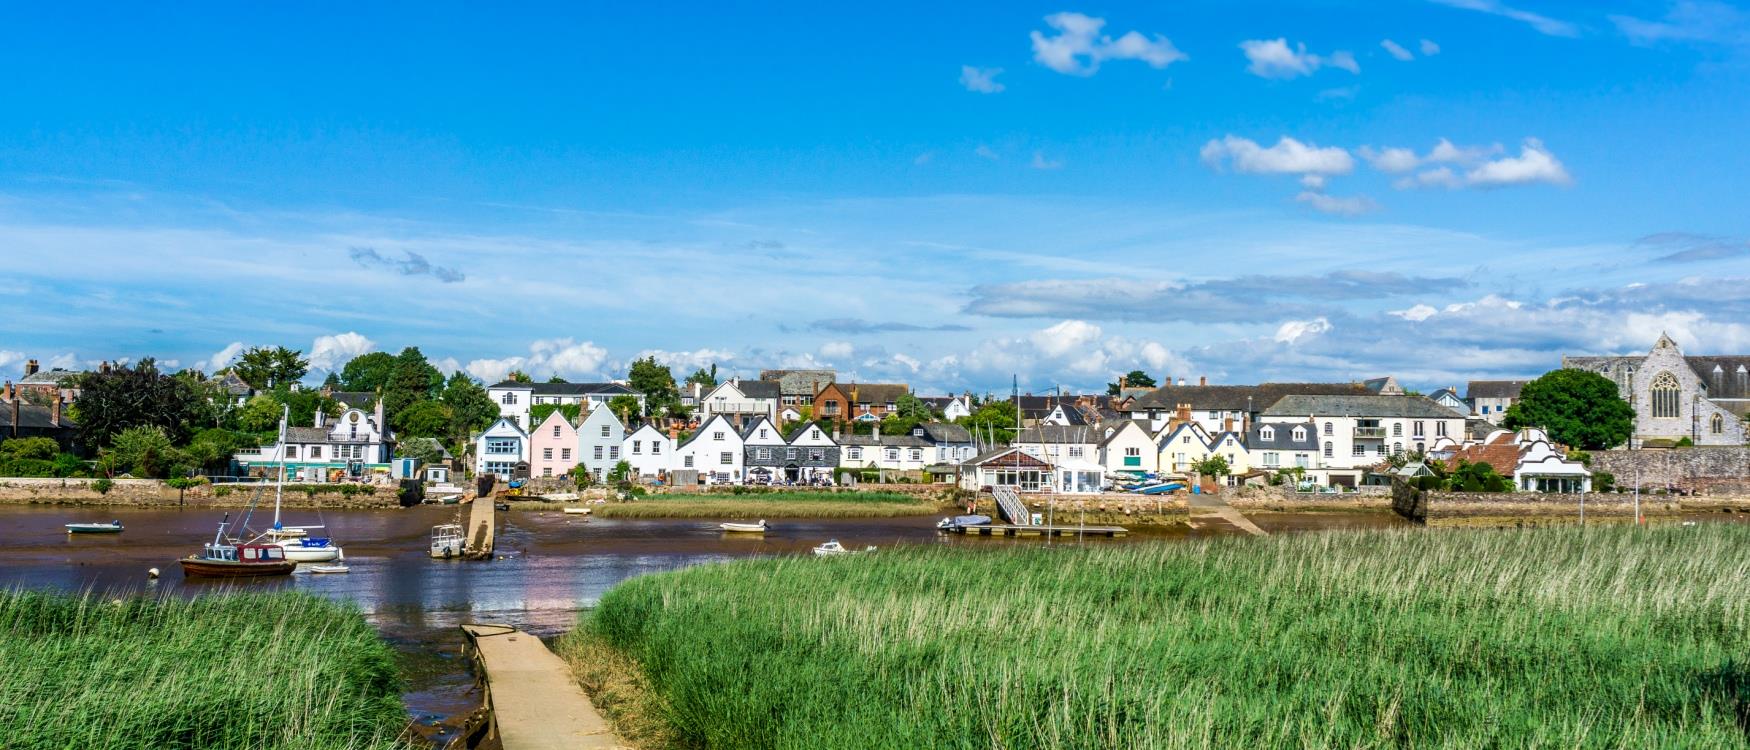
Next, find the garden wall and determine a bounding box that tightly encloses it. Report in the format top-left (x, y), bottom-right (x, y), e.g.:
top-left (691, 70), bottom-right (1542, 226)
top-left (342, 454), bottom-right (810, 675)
top-left (0, 477), bottom-right (401, 508)
top-left (1391, 479), bottom-right (1678, 524)
top-left (1589, 448), bottom-right (1750, 497)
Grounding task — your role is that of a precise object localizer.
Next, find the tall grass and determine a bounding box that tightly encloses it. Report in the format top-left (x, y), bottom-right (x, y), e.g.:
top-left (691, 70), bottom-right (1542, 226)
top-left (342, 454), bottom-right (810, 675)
top-left (0, 590), bottom-right (412, 750)
top-left (578, 525), bottom-right (1750, 748)
top-left (596, 491), bottom-right (940, 519)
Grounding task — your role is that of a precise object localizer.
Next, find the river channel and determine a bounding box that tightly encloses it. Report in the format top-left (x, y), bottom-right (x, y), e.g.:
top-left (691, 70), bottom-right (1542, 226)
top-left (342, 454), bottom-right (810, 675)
top-left (0, 503), bottom-right (1407, 745)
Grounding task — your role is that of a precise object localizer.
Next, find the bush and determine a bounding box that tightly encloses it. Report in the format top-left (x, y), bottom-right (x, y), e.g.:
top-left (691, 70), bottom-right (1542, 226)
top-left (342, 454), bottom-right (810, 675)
top-left (166, 476), bottom-right (208, 490)
top-left (1591, 471), bottom-right (1615, 493)
top-left (91, 478), bottom-right (113, 495)
top-left (1674, 436), bottom-right (1695, 448)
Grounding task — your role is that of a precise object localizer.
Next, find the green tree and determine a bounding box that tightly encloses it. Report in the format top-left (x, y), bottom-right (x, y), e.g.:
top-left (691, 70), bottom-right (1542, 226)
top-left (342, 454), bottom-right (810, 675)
top-left (1191, 454), bottom-right (1230, 481)
top-left (1447, 459), bottom-right (1513, 493)
top-left (529, 403), bottom-right (582, 426)
top-left (893, 392), bottom-right (935, 421)
top-left (958, 401), bottom-right (1018, 443)
top-left (608, 394), bottom-right (643, 421)
top-left (1503, 369), bottom-right (1635, 450)
top-left (441, 372), bottom-right (499, 437)
top-left (685, 365), bottom-right (718, 389)
top-left (104, 425), bottom-right (188, 478)
top-left (0, 437), bottom-right (60, 462)
top-left (546, 375), bottom-right (569, 384)
top-left (231, 346), bottom-right (309, 389)
top-left (338, 352), bottom-right (398, 392)
top-left (1107, 370), bottom-right (1157, 395)
top-left (627, 357), bottom-right (680, 416)
top-left (382, 347), bottom-right (442, 423)
top-left (396, 437), bottom-right (447, 465)
top-left (236, 395), bottom-right (284, 433)
top-left (394, 400), bottom-right (454, 438)
top-left (184, 428), bottom-right (257, 474)
top-left (505, 369), bottom-right (534, 383)
top-left (273, 386), bottom-right (340, 430)
top-left (609, 459), bottom-right (632, 484)
top-left (73, 359), bottom-right (200, 450)
top-left (322, 371), bottom-right (341, 388)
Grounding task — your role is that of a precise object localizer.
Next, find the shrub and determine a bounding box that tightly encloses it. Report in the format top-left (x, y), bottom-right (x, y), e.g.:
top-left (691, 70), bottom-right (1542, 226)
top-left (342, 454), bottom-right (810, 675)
top-left (1591, 471), bottom-right (1615, 493)
top-left (91, 478), bottom-right (113, 495)
top-left (1674, 436), bottom-right (1695, 447)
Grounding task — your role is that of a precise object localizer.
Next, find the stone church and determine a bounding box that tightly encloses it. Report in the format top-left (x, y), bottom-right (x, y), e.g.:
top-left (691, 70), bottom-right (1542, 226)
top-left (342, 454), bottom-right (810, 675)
top-left (1563, 334), bottom-right (1750, 447)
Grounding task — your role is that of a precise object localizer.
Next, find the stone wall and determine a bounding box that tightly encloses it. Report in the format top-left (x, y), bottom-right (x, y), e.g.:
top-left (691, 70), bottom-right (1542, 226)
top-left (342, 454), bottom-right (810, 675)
top-left (0, 477), bottom-right (402, 508)
top-left (1589, 448), bottom-right (1750, 493)
top-left (1391, 479), bottom-right (1679, 523)
top-left (1227, 484), bottom-right (1392, 511)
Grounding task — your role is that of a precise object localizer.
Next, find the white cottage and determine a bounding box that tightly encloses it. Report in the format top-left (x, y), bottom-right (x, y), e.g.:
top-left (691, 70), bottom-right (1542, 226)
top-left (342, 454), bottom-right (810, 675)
top-left (676, 414), bottom-right (746, 484)
top-left (623, 423), bottom-right (675, 480)
top-left (577, 405), bottom-right (627, 481)
top-left (474, 417), bottom-right (530, 480)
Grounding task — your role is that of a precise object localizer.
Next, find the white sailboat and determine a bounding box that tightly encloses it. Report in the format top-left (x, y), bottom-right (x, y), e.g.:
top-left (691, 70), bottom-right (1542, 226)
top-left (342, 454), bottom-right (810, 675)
top-left (253, 406), bottom-right (343, 563)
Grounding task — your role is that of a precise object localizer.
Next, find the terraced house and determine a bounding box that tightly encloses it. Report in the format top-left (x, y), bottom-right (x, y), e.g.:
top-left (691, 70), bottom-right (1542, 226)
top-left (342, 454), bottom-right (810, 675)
top-left (486, 380), bottom-right (644, 429)
top-left (740, 416), bottom-right (839, 483)
top-left (1262, 394), bottom-right (1468, 487)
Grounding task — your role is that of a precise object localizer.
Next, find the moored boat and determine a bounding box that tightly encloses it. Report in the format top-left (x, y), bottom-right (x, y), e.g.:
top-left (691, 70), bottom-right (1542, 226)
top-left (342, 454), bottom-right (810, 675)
top-left (431, 523), bottom-right (464, 559)
top-left (812, 539), bottom-right (877, 556)
top-left (562, 507), bottom-right (591, 515)
top-left (277, 536), bottom-right (342, 563)
top-left (309, 563), bottom-right (350, 574)
top-left (720, 520), bottom-right (768, 533)
top-left (65, 520), bottom-right (124, 534)
top-left (179, 514), bottom-right (296, 578)
top-left (936, 514), bottom-right (991, 531)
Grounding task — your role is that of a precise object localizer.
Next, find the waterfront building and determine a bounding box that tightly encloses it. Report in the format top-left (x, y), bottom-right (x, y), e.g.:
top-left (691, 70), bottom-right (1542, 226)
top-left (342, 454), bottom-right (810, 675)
top-left (1562, 333), bottom-right (1749, 447)
top-left (236, 401), bottom-right (392, 482)
top-left (486, 380), bottom-right (644, 430)
top-left (473, 417), bottom-right (530, 481)
top-left (576, 406), bottom-right (627, 481)
top-left (529, 410), bottom-right (580, 479)
top-left (622, 423), bottom-right (675, 480)
top-left (675, 414), bottom-right (746, 485)
top-left (1262, 394), bottom-right (1469, 488)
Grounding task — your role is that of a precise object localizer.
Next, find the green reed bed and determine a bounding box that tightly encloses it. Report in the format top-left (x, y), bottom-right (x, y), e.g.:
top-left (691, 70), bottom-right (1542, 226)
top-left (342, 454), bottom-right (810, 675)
top-left (0, 590), bottom-right (411, 750)
top-left (575, 524), bottom-right (1750, 749)
top-left (594, 491), bottom-right (939, 519)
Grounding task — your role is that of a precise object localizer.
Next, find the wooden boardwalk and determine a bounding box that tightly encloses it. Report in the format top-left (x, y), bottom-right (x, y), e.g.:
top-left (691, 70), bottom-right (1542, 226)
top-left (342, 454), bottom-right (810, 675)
top-left (461, 624), bottom-right (626, 750)
top-left (464, 497), bottom-right (496, 559)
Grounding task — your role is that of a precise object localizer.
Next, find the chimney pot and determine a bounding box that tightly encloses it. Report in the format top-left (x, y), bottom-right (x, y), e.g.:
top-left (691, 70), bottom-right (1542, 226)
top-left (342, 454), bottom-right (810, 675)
top-left (1177, 377), bottom-right (1186, 386)
top-left (24, 359), bottom-right (38, 377)
top-left (1199, 376), bottom-right (1207, 386)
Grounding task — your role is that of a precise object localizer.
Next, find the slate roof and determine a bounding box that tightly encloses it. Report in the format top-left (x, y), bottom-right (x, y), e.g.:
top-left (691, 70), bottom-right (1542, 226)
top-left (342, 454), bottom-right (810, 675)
top-left (1466, 380), bottom-right (1528, 400)
top-left (1128, 382), bottom-right (1371, 412)
top-left (837, 433), bottom-right (931, 448)
top-left (965, 447), bottom-right (1052, 468)
top-left (285, 426), bottom-right (330, 443)
top-left (1015, 425), bottom-right (1103, 444)
top-left (1263, 394), bottom-right (1464, 419)
top-left (19, 368), bottom-right (83, 387)
top-left (1686, 356), bottom-right (1750, 399)
top-left (1048, 405), bottom-right (1089, 425)
top-left (1096, 420), bottom-right (1150, 447)
top-left (329, 391), bottom-right (376, 408)
top-left (917, 422), bottom-right (973, 444)
top-left (759, 369), bottom-right (836, 397)
top-left (488, 381), bottom-right (640, 396)
top-left (2, 401), bottom-right (76, 430)
top-left (1248, 421), bottom-right (1318, 451)
top-left (736, 380), bottom-right (782, 399)
top-left (213, 372), bottom-right (258, 396)
top-left (784, 422), bottom-right (833, 443)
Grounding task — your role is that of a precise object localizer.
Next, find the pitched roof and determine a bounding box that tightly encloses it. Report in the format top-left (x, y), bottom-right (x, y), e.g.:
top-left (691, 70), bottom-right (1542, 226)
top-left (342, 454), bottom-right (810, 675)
top-left (759, 369), bottom-right (836, 396)
top-left (1047, 405), bottom-right (1089, 425)
top-left (213, 371), bottom-right (258, 395)
top-left (1466, 380), bottom-right (1528, 400)
top-left (838, 433), bottom-right (931, 448)
top-left (19, 368), bottom-right (83, 387)
top-left (1248, 421), bottom-right (1318, 451)
top-left (1, 401), bottom-right (76, 430)
top-left (328, 391), bottom-right (376, 408)
top-left (1447, 443), bottom-right (1520, 476)
top-left (1016, 424), bottom-right (1102, 444)
top-left (1263, 394), bottom-right (1468, 419)
top-left (1128, 382), bottom-right (1371, 412)
top-left (735, 380), bottom-right (782, 399)
top-left (1685, 356), bottom-right (1750, 399)
top-left (488, 381), bottom-right (639, 396)
top-left (831, 383), bottom-right (910, 403)
top-left (916, 422), bottom-right (973, 443)
top-left (784, 422), bottom-right (833, 443)
top-left (964, 447), bottom-right (1052, 468)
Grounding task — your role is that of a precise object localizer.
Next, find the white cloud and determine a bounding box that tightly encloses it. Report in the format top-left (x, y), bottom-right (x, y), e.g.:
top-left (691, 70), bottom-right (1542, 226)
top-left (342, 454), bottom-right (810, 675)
top-left (891, 352), bottom-right (922, 372)
top-left (959, 65), bottom-right (1005, 93)
top-left (1420, 38), bottom-right (1442, 55)
top-left (1429, 0), bottom-right (1580, 38)
top-left (1274, 317), bottom-right (1332, 344)
top-left (1395, 166), bottom-right (1465, 189)
top-left (1029, 151), bottom-right (1064, 170)
top-left (1381, 39), bottom-right (1415, 61)
top-left (465, 357), bottom-right (520, 385)
top-left (635, 348), bottom-right (734, 374)
top-left (1030, 12), bottom-right (1186, 76)
top-left (959, 319), bottom-right (1191, 390)
top-left (819, 341), bottom-right (854, 359)
top-left (308, 332), bottom-right (375, 372)
top-left (203, 342), bottom-right (245, 374)
top-left (467, 338), bottom-right (611, 383)
top-left (1463, 138), bottom-right (1573, 187)
top-left (1611, 2), bottom-right (1750, 47)
top-left (1239, 38), bottom-right (1359, 79)
top-left (1299, 173), bottom-right (1327, 190)
top-left (1391, 304), bottom-right (1440, 321)
top-left (0, 350), bottom-right (25, 373)
top-left (974, 144), bottom-right (999, 160)
top-left (1358, 146), bottom-right (1422, 173)
top-left (1294, 191), bottom-right (1378, 216)
top-left (1201, 135), bottom-right (1354, 175)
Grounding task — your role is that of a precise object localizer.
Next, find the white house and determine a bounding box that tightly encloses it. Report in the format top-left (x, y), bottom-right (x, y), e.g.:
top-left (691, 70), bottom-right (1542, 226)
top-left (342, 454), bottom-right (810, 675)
top-left (942, 395), bottom-right (972, 421)
top-left (697, 379), bottom-right (781, 427)
top-left (1155, 421), bottom-right (1215, 475)
top-left (915, 422), bottom-right (977, 467)
top-left (577, 405), bottom-right (627, 481)
top-left (234, 403), bottom-right (392, 482)
top-left (486, 380), bottom-right (645, 429)
top-left (1097, 420), bottom-right (1157, 475)
top-left (1014, 424), bottom-right (1102, 468)
top-left (839, 430), bottom-right (932, 472)
top-left (474, 417), bottom-right (530, 480)
top-left (676, 414), bottom-right (746, 484)
top-left (1465, 380), bottom-right (1528, 425)
top-left (622, 423), bottom-right (674, 480)
top-left (1247, 421), bottom-right (1323, 479)
top-left (1262, 394), bottom-right (1469, 488)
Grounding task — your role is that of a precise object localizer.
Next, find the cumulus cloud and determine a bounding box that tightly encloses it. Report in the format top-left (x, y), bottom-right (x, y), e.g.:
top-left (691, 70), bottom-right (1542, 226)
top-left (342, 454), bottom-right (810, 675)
top-left (1359, 138), bottom-right (1503, 174)
top-left (1381, 39), bottom-right (1415, 61)
top-left (1363, 138), bottom-right (1567, 189)
top-left (634, 348), bottom-right (735, 373)
top-left (819, 341), bottom-right (855, 359)
top-left (204, 342), bottom-right (246, 374)
top-left (1200, 135), bottom-right (1354, 175)
top-left (1274, 317), bottom-right (1332, 344)
top-left (1239, 38), bottom-right (1359, 79)
top-left (1429, 0), bottom-right (1579, 38)
top-left (467, 338), bottom-right (610, 383)
top-left (958, 319), bottom-right (1192, 389)
top-left (347, 247), bottom-right (466, 283)
top-left (959, 65), bottom-right (1005, 93)
top-left (1295, 190), bottom-right (1378, 216)
top-left (1462, 138), bottom-right (1572, 187)
top-left (308, 332), bottom-right (376, 372)
top-left (1029, 12), bottom-right (1186, 76)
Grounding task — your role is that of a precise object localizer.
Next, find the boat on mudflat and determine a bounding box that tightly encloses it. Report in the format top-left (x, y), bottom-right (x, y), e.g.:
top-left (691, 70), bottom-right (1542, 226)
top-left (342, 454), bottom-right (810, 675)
top-left (720, 520), bottom-right (768, 533)
top-left (65, 520), bottom-right (124, 534)
top-left (812, 539), bottom-right (876, 557)
top-left (936, 514), bottom-right (991, 531)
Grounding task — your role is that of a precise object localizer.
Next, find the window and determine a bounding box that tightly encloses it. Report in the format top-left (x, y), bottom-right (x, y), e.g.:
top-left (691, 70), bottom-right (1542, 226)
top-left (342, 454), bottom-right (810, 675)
top-left (542, 448), bottom-right (553, 460)
top-left (501, 392), bottom-right (518, 405)
top-left (1377, 444), bottom-right (1387, 456)
top-left (713, 431), bottom-right (725, 440)
top-left (601, 425), bottom-right (610, 438)
top-left (286, 445), bottom-right (299, 458)
top-left (720, 452), bottom-right (733, 465)
top-left (1323, 442), bottom-right (1333, 458)
top-left (1292, 427), bottom-right (1306, 442)
top-left (1651, 372), bottom-right (1681, 418)
top-left (632, 441), bottom-right (642, 454)
top-left (910, 449), bottom-right (922, 461)
top-left (848, 447), bottom-right (862, 460)
top-left (1125, 447), bottom-right (1140, 457)
top-left (1436, 422), bottom-right (1448, 437)
top-left (759, 429), bottom-right (768, 439)
top-left (562, 448), bottom-right (571, 460)
top-left (593, 446), bottom-right (603, 459)
top-left (684, 455), bottom-right (694, 468)
top-left (652, 442), bottom-right (662, 455)
top-left (1482, 406), bottom-right (1491, 414)
top-left (885, 448), bottom-right (898, 461)
top-left (1068, 446), bottom-right (1084, 458)
top-left (1263, 452), bottom-right (1279, 467)
top-left (1413, 421), bottom-right (1424, 436)
top-left (543, 467), bottom-right (553, 477)
top-left (1323, 422), bottom-right (1333, 436)
top-left (809, 449), bottom-right (824, 462)
top-left (1352, 444), bottom-right (1365, 457)
top-left (1295, 453), bottom-right (1309, 468)
top-left (1260, 426), bottom-right (1274, 441)
top-left (786, 448), bottom-right (798, 460)
top-left (1392, 423), bottom-right (1402, 437)
top-left (1712, 413), bottom-right (1724, 434)
top-left (1393, 442), bottom-right (1403, 455)
top-left (757, 448), bottom-right (771, 460)
top-left (885, 402), bottom-right (896, 411)
top-left (553, 425), bottom-right (561, 437)
top-left (486, 438), bottom-right (519, 454)
top-left (609, 446), bottom-right (619, 459)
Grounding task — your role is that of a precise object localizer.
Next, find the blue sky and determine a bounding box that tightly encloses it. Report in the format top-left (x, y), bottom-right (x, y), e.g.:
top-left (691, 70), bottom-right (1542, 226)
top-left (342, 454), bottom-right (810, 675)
top-left (3, 1), bottom-right (1750, 394)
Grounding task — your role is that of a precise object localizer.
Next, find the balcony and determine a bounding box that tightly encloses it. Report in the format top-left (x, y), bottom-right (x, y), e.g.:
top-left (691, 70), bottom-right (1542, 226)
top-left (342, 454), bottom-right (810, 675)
top-left (703, 400), bottom-right (771, 414)
top-left (1352, 427), bottom-right (1386, 439)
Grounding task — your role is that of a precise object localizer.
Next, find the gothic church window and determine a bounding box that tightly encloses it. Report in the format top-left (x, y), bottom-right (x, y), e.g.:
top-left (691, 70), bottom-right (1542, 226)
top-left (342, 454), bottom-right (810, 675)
top-left (1650, 372), bottom-right (1681, 419)
top-left (1712, 413), bottom-right (1724, 435)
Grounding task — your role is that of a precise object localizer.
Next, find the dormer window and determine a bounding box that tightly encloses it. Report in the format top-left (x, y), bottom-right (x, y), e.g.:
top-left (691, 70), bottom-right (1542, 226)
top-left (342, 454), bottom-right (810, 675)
top-left (1292, 427), bottom-right (1306, 442)
top-left (1260, 427), bottom-right (1274, 442)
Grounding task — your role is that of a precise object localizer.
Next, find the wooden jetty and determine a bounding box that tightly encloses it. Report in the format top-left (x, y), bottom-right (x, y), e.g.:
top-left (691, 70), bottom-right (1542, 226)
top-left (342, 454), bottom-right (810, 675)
top-left (464, 496), bottom-right (497, 560)
top-left (458, 624), bottom-right (624, 750)
top-left (953, 523), bottom-right (1128, 538)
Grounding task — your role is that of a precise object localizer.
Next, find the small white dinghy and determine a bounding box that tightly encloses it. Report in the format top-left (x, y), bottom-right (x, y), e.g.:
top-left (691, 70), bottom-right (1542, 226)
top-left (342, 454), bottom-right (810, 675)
top-left (812, 539), bottom-right (877, 557)
top-left (309, 563), bottom-right (350, 574)
top-left (562, 507), bottom-right (592, 515)
top-left (720, 520), bottom-right (768, 533)
top-left (66, 520), bottom-right (125, 534)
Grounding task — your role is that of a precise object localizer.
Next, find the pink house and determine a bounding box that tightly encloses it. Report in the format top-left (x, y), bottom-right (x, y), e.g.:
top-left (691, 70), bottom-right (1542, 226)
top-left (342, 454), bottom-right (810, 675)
top-left (530, 410), bottom-right (580, 478)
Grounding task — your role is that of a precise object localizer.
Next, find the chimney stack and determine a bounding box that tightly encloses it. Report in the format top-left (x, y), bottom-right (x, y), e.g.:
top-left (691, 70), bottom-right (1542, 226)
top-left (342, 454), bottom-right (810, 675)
top-left (1177, 377), bottom-right (1186, 386)
top-left (51, 397), bottom-right (61, 427)
top-left (24, 359), bottom-right (38, 377)
top-left (1199, 375), bottom-right (1207, 386)
top-left (8, 389), bottom-right (17, 437)
top-left (1175, 402), bottom-right (1191, 424)
top-left (1224, 416), bottom-right (1234, 433)
top-left (3, 380), bottom-right (11, 401)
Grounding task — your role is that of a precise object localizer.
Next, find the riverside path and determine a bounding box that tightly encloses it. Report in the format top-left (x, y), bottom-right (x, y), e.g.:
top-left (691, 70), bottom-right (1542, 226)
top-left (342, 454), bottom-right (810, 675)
top-left (461, 624), bottom-right (625, 749)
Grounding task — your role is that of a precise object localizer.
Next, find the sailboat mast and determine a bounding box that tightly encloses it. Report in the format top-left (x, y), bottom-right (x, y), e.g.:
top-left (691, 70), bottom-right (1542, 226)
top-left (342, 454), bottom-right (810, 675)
top-left (274, 404), bottom-right (289, 529)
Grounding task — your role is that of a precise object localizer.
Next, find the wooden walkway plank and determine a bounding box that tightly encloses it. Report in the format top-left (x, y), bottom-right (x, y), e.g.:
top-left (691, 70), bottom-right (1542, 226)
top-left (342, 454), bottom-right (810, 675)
top-left (461, 624), bottom-right (627, 750)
